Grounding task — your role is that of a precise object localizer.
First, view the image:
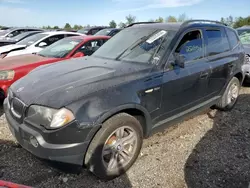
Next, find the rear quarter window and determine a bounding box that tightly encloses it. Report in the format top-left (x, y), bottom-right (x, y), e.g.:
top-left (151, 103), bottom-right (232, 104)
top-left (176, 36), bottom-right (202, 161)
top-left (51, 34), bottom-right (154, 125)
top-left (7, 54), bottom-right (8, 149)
top-left (226, 28), bottom-right (239, 49)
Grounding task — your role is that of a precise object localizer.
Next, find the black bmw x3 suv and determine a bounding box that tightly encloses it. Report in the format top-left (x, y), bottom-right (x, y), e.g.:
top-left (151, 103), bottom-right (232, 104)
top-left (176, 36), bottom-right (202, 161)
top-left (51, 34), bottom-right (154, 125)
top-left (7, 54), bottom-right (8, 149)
top-left (4, 20), bottom-right (245, 180)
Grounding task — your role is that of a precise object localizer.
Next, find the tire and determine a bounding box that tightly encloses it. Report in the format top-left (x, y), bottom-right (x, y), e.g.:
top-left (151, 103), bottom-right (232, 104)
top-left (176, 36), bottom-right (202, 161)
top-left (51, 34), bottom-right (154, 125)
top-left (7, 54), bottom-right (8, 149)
top-left (216, 77), bottom-right (240, 111)
top-left (84, 113), bottom-right (143, 180)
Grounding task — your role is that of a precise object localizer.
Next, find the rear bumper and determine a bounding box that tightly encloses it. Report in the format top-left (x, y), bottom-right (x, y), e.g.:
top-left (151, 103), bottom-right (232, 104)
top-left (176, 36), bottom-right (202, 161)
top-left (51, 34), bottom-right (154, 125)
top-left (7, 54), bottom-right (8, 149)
top-left (4, 99), bottom-right (89, 165)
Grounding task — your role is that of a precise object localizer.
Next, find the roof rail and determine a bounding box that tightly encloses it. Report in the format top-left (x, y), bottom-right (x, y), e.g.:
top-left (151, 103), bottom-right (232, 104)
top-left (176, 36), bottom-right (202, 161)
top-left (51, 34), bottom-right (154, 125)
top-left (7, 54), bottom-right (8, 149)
top-left (125, 22), bottom-right (160, 28)
top-left (181, 19), bottom-right (228, 27)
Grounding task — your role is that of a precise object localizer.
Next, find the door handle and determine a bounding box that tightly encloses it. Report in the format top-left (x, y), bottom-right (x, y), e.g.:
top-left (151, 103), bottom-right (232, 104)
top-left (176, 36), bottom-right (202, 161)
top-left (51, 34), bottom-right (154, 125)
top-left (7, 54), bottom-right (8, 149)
top-left (200, 72), bottom-right (209, 79)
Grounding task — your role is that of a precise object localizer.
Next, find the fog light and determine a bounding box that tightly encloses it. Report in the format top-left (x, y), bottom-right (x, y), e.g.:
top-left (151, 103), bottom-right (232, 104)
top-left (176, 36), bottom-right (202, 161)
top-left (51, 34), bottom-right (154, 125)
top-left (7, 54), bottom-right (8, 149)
top-left (30, 136), bottom-right (38, 148)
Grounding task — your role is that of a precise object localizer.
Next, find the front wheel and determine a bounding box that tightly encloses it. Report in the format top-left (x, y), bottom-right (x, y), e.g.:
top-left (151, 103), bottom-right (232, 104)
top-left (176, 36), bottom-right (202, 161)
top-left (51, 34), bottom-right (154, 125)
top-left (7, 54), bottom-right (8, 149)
top-left (216, 77), bottom-right (240, 111)
top-left (84, 113), bottom-right (143, 180)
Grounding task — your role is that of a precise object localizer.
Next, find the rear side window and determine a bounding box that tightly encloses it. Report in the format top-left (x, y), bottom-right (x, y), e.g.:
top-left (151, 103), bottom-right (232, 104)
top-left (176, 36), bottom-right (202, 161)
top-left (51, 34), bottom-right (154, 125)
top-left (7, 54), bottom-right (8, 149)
top-left (205, 29), bottom-right (230, 56)
top-left (226, 28), bottom-right (239, 48)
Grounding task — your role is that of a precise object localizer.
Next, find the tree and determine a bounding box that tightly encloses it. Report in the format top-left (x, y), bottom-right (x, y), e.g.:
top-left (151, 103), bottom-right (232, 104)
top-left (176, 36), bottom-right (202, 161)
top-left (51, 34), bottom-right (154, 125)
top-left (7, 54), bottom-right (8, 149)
top-left (109, 20), bottom-right (117, 28)
top-left (119, 22), bottom-right (126, 28)
top-left (126, 14), bottom-right (136, 25)
top-left (53, 26), bottom-right (59, 29)
top-left (234, 16), bottom-right (250, 28)
top-left (178, 13), bottom-right (189, 22)
top-left (220, 17), bottom-right (225, 24)
top-left (166, 16), bottom-right (177, 22)
top-left (73, 24), bottom-right (83, 30)
top-left (155, 17), bottom-right (164, 23)
top-left (64, 23), bottom-right (72, 30)
top-left (148, 19), bottom-right (155, 22)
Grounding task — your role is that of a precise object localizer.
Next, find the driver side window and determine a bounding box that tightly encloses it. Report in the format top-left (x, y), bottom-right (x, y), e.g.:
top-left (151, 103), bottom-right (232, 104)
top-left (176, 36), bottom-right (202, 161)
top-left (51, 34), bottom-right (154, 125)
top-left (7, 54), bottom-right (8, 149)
top-left (73, 39), bottom-right (103, 56)
top-left (175, 30), bottom-right (203, 63)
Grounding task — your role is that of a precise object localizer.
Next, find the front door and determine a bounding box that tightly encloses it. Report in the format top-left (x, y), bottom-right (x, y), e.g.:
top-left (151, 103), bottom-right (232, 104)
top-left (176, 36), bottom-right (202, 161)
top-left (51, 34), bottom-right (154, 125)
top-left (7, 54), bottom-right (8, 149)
top-left (154, 29), bottom-right (211, 124)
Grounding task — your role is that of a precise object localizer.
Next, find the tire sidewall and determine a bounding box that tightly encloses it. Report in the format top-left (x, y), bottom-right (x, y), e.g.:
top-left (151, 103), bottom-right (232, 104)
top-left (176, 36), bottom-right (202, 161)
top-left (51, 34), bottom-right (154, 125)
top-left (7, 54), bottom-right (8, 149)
top-left (222, 77), bottom-right (240, 110)
top-left (85, 113), bottom-right (143, 179)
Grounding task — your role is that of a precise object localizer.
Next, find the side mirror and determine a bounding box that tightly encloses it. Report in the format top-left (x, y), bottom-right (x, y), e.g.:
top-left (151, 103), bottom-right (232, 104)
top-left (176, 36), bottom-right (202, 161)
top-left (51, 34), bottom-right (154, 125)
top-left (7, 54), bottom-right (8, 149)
top-left (38, 42), bottom-right (47, 47)
top-left (7, 33), bottom-right (13, 38)
top-left (175, 54), bottom-right (185, 68)
top-left (72, 52), bottom-right (84, 58)
top-left (171, 53), bottom-right (185, 68)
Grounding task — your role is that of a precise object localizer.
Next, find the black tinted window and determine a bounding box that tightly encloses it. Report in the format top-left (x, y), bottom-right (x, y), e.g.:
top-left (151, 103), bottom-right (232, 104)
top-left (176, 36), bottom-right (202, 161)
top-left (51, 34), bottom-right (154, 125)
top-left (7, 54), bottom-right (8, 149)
top-left (38, 34), bottom-right (65, 47)
top-left (226, 28), bottom-right (239, 48)
top-left (176, 30), bottom-right (203, 62)
top-left (206, 29), bottom-right (230, 56)
top-left (74, 39), bottom-right (103, 56)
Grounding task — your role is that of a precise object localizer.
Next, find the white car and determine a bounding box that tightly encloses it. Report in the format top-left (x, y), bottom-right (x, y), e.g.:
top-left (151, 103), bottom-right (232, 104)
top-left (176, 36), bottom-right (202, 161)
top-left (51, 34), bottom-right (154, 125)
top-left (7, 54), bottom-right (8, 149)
top-left (0, 31), bottom-right (85, 58)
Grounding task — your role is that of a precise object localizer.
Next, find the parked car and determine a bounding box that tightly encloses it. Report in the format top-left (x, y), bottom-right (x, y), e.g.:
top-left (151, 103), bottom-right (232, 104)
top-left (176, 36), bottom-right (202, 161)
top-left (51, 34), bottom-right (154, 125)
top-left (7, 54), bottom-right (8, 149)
top-left (78, 26), bottom-right (109, 35)
top-left (0, 27), bottom-right (12, 32)
top-left (94, 28), bottom-right (122, 37)
top-left (237, 26), bottom-right (250, 82)
top-left (4, 20), bottom-right (245, 180)
top-left (0, 27), bottom-right (44, 40)
top-left (0, 31), bottom-right (44, 47)
top-left (0, 35), bottom-right (110, 99)
top-left (0, 31), bottom-right (84, 58)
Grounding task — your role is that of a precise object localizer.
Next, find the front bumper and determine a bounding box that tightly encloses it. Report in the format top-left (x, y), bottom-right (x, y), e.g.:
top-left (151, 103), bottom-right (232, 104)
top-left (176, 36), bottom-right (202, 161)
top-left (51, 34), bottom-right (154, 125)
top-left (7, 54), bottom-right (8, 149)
top-left (4, 99), bottom-right (89, 165)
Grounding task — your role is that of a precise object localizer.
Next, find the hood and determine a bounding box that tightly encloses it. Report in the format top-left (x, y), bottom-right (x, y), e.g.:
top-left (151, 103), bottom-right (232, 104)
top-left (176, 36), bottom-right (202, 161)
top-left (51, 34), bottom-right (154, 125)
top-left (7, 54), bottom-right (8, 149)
top-left (243, 44), bottom-right (250, 55)
top-left (0, 44), bottom-right (26, 54)
top-left (6, 47), bottom-right (41, 58)
top-left (10, 56), bottom-right (152, 108)
top-left (0, 54), bottom-right (56, 70)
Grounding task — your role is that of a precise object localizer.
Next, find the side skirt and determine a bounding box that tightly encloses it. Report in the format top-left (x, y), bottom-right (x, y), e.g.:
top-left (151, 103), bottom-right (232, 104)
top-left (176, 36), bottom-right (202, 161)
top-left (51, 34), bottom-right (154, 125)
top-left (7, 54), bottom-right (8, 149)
top-left (149, 96), bottom-right (221, 136)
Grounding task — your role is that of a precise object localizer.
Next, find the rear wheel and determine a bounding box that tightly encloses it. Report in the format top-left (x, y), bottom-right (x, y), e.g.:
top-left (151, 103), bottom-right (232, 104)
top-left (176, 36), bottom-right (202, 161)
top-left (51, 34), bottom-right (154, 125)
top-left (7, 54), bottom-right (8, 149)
top-left (216, 77), bottom-right (240, 111)
top-left (84, 113), bottom-right (143, 180)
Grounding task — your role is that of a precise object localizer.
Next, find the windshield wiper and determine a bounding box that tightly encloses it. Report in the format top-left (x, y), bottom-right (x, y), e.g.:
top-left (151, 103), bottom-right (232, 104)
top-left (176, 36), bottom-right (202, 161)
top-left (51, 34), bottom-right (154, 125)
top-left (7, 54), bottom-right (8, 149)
top-left (115, 36), bottom-right (148, 60)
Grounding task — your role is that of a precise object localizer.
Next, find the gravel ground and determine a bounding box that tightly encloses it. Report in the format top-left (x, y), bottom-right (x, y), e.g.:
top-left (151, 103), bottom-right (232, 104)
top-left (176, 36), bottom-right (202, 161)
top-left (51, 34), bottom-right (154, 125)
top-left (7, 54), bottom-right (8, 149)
top-left (1, 87), bottom-right (250, 188)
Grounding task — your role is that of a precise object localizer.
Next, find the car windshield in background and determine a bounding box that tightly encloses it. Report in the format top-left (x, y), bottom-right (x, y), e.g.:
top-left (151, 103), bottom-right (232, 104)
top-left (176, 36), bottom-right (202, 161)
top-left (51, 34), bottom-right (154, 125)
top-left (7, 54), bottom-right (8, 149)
top-left (94, 29), bottom-right (112, 36)
top-left (237, 29), bottom-right (250, 36)
top-left (78, 28), bottom-right (90, 34)
top-left (11, 32), bottom-right (32, 41)
top-left (37, 38), bottom-right (82, 58)
top-left (0, 29), bottom-right (10, 36)
top-left (93, 27), bottom-right (176, 64)
top-left (239, 32), bottom-right (250, 45)
top-left (16, 33), bottom-right (49, 46)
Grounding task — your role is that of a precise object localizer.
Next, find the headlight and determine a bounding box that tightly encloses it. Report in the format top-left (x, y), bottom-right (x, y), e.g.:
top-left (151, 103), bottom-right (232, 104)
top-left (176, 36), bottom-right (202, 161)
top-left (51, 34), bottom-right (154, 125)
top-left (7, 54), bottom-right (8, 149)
top-left (0, 70), bottom-right (15, 80)
top-left (26, 105), bottom-right (75, 129)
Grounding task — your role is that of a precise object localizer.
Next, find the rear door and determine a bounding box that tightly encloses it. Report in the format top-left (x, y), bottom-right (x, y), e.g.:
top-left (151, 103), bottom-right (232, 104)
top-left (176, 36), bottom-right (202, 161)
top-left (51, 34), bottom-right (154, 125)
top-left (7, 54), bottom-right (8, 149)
top-left (204, 27), bottom-right (235, 97)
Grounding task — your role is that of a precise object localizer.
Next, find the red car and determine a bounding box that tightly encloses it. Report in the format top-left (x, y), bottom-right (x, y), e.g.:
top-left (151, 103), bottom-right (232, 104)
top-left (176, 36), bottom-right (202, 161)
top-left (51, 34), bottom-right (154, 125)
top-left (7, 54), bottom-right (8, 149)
top-left (0, 35), bottom-right (110, 99)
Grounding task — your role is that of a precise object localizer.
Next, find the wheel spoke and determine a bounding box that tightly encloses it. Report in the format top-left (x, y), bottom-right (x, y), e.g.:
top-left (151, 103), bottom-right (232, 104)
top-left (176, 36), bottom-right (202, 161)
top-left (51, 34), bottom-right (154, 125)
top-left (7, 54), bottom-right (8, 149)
top-left (119, 149), bottom-right (130, 161)
top-left (116, 127), bottom-right (125, 139)
top-left (108, 153), bottom-right (118, 169)
top-left (121, 132), bottom-right (136, 146)
top-left (103, 145), bottom-right (112, 156)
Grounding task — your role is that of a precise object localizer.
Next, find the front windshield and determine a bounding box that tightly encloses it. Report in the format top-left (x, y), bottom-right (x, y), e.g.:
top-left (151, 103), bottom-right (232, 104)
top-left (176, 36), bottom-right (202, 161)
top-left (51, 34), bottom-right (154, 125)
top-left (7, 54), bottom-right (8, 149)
top-left (94, 29), bottom-right (112, 36)
top-left (93, 27), bottom-right (176, 64)
top-left (78, 28), bottom-right (90, 34)
top-left (37, 38), bottom-right (82, 58)
top-left (11, 32), bottom-right (33, 41)
top-left (238, 30), bottom-right (250, 45)
top-left (16, 33), bottom-right (48, 46)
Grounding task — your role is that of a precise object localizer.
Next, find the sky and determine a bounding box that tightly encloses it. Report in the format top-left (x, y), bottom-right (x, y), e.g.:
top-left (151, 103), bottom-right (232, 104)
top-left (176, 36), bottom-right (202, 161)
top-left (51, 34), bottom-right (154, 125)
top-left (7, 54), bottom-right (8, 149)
top-left (0, 0), bottom-right (249, 27)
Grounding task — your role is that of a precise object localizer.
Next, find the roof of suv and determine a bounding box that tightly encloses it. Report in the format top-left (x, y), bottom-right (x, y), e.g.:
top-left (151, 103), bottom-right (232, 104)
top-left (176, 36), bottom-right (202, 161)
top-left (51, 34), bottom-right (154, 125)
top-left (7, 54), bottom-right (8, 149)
top-left (128, 20), bottom-right (229, 31)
